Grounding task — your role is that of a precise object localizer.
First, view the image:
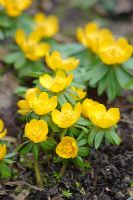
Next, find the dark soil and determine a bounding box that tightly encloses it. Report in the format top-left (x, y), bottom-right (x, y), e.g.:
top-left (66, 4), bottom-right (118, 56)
top-left (0, 91), bottom-right (133, 200)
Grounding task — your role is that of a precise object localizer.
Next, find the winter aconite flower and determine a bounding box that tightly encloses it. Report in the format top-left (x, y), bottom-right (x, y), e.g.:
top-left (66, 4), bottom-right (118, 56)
top-left (33, 13), bottom-right (59, 38)
top-left (39, 70), bottom-right (73, 93)
top-left (15, 29), bottom-right (50, 61)
top-left (77, 22), bottom-right (113, 54)
top-left (56, 136), bottom-right (78, 159)
top-left (82, 98), bottom-right (100, 118)
top-left (17, 88), bottom-right (40, 115)
top-left (25, 119), bottom-right (48, 143)
top-left (27, 92), bottom-right (58, 115)
top-left (52, 102), bottom-right (82, 128)
top-left (0, 144), bottom-right (6, 160)
top-left (98, 37), bottom-right (133, 65)
top-left (0, 119), bottom-right (7, 139)
top-left (46, 51), bottom-right (79, 72)
top-left (82, 99), bottom-right (120, 128)
top-left (71, 86), bottom-right (86, 100)
top-left (0, 0), bottom-right (32, 17)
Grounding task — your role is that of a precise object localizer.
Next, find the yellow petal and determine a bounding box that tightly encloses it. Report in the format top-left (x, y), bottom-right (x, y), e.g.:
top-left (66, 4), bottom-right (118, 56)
top-left (0, 144), bottom-right (6, 160)
top-left (65, 74), bottom-right (73, 87)
top-left (74, 102), bottom-right (82, 120)
top-left (34, 12), bottom-right (46, 23)
top-left (39, 74), bottom-right (52, 89)
top-left (34, 43), bottom-right (50, 57)
top-left (0, 129), bottom-right (7, 139)
top-left (49, 96), bottom-right (58, 110)
top-left (15, 29), bottom-right (25, 47)
top-left (52, 109), bottom-right (61, 125)
top-left (0, 119), bottom-right (4, 132)
top-left (61, 103), bottom-right (73, 112)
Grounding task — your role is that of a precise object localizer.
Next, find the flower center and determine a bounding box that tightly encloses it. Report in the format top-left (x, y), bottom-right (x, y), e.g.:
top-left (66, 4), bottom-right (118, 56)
top-left (108, 47), bottom-right (122, 57)
top-left (61, 111), bottom-right (74, 124)
top-left (63, 143), bottom-right (73, 155)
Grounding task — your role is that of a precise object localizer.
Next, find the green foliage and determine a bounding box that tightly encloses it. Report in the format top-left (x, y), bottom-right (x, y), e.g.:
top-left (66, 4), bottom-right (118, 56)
top-left (62, 189), bottom-right (73, 198)
top-left (0, 161), bottom-right (11, 179)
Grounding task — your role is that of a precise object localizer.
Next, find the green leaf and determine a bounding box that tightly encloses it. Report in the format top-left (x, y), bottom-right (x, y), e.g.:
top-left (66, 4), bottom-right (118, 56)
top-left (110, 129), bottom-right (121, 145)
top-left (83, 63), bottom-right (108, 82)
top-left (15, 86), bottom-right (27, 97)
top-left (77, 138), bottom-right (88, 146)
top-left (73, 156), bottom-right (85, 168)
top-left (5, 152), bottom-right (16, 159)
top-left (89, 64), bottom-right (109, 86)
top-left (107, 69), bottom-right (121, 100)
top-left (123, 58), bottom-right (133, 71)
top-left (40, 138), bottom-right (56, 151)
top-left (76, 117), bottom-right (91, 127)
top-left (48, 117), bottom-right (61, 132)
top-left (78, 147), bottom-right (90, 157)
top-left (88, 127), bottom-right (98, 145)
top-left (74, 124), bottom-right (89, 133)
top-left (14, 54), bottom-right (26, 69)
top-left (4, 52), bottom-right (22, 64)
top-left (20, 143), bottom-right (33, 155)
top-left (77, 131), bottom-right (86, 141)
top-left (114, 66), bottom-right (132, 88)
top-left (58, 93), bottom-right (67, 106)
top-left (105, 129), bottom-right (115, 144)
top-left (51, 42), bottom-right (85, 57)
top-left (0, 162), bottom-right (11, 178)
top-left (105, 128), bottom-right (121, 145)
top-left (32, 145), bottom-right (39, 160)
top-left (94, 129), bottom-right (104, 149)
top-left (64, 92), bottom-right (76, 105)
top-left (97, 75), bottom-right (108, 95)
top-left (125, 80), bottom-right (133, 90)
top-left (68, 126), bottom-right (80, 137)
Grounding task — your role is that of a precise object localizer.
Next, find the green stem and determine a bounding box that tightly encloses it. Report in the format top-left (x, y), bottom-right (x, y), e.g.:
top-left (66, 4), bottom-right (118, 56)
top-left (60, 160), bottom-right (68, 177)
top-left (60, 128), bottom-right (68, 140)
top-left (50, 131), bottom-right (55, 139)
top-left (34, 158), bottom-right (44, 188)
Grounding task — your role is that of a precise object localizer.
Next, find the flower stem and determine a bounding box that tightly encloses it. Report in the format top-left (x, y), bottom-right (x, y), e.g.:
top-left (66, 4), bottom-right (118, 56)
top-left (60, 128), bottom-right (67, 140)
top-left (60, 160), bottom-right (68, 177)
top-left (34, 158), bottom-right (44, 188)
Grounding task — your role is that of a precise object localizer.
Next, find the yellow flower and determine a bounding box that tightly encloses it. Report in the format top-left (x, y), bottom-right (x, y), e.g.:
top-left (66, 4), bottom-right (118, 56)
top-left (0, 144), bottom-right (6, 160)
top-left (98, 37), bottom-right (133, 64)
top-left (25, 119), bottom-right (48, 143)
top-left (52, 102), bottom-right (82, 128)
top-left (17, 88), bottom-right (40, 115)
top-left (82, 99), bottom-right (120, 128)
top-left (0, 119), bottom-right (7, 139)
top-left (82, 98), bottom-right (100, 118)
top-left (56, 136), bottom-right (78, 159)
top-left (33, 13), bottom-right (59, 38)
top-left (0, 0), bottom-right (32, 17)
top-left (39, 70), bottom-right (73, 93)
top-left (71, 86), bottom-right (86, 100)
top-left (27, 92), bottom-right (58, 115)
top-left (77, 22), bottom-right (113, 54)
top-left (15, 29), bottom-right (50, 61)
top-left (46, 51), bottom-right (79, 71)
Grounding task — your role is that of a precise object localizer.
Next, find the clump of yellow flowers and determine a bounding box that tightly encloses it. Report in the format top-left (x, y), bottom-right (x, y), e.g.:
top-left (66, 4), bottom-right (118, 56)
top-left (15, 29), bottom-right (50, 61)
top-left (33, 13), bottom-right (59, 39)
top-left (0, 0), bottom-right (32, 17)
top-left (17, 50), bottom-right (121, 187)
top-left (76, 22), bottom-right (133, 100)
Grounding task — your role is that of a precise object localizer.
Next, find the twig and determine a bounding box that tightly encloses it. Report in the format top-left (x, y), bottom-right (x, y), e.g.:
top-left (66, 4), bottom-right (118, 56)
top-left (120, 119), bottom-right (133, 125)
top-left (5, 181), bottom-right (44, 191)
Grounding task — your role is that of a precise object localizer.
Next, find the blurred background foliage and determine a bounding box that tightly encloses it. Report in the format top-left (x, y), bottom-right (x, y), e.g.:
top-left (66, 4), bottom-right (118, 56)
top-left (34, 0), bottom-right (133, 42)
